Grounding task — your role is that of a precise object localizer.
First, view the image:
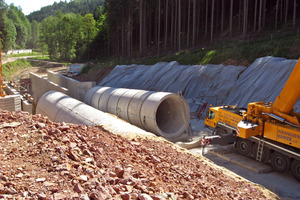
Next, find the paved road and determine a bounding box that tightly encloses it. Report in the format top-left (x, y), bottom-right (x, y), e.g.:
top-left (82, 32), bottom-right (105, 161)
top-left (201, 150), bottom-right (300, 200)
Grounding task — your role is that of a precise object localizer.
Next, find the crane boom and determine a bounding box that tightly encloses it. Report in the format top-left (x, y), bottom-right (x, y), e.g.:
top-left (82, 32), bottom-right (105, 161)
top-left (273, 59), bottom-right (300, 114)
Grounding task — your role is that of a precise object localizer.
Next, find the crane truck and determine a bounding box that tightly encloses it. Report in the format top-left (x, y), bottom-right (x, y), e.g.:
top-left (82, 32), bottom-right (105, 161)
top-left (204, 58), bottom-right (300, 181)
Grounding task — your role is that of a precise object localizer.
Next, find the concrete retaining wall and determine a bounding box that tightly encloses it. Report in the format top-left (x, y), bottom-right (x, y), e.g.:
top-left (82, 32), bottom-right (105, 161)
top-left (48, 71), bottom-right (95, 102)
top-left (30, 72), bottom-right (68, 104)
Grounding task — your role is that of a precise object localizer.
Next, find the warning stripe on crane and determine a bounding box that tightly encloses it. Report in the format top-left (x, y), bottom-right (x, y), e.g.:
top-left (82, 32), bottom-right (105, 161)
top-left (237, 127), bottom-right (240, 137)
top-left (201, 138), bottom-right (211, 146)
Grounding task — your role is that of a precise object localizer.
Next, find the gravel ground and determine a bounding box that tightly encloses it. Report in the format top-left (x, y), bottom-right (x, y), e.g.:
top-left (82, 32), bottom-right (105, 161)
top-left (0, 110), bottom-right (278, 199)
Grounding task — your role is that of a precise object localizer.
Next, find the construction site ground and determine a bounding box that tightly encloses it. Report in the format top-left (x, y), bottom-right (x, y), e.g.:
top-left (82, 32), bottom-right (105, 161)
top-left (1, 58), bottom-right (297, 199)
top-left (0, 110), bottom-right (278, 199)
top-left (187, 119), bottom-right (300, 200)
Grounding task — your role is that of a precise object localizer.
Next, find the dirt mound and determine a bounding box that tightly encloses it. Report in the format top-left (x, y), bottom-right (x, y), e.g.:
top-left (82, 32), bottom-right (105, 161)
top-left (75, 67), bottom-right (113, 84)
top-left (0, 110), bottom-right (277, 199)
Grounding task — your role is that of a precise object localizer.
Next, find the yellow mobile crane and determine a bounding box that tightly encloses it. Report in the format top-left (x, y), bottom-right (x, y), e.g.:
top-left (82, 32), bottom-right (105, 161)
top-left (205, 59), bottom-right (300, 181)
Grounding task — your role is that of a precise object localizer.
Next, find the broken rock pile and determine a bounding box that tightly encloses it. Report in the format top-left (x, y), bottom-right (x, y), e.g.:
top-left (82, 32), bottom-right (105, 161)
top-left (0, 110), bottom-right (276, 199)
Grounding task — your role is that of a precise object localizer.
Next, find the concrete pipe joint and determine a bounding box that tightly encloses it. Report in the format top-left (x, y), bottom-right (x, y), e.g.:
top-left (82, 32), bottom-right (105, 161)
top-left (84, 86), bottom-right (190, 140)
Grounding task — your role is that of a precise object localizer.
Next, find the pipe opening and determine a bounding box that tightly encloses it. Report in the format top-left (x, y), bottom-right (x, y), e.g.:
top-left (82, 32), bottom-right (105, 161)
top-left (156, 97), bottom-right (185, 134)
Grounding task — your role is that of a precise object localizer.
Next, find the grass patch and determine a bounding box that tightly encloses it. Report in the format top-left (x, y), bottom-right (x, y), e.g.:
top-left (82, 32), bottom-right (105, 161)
top-left (31, 56), bottom-right (51, 61)
top-left (4, 51), bottom-right (42, 58)
top-left (81, 29), bottom-right (300, 74)
top-left (2, 59), bottom-right (32, 81)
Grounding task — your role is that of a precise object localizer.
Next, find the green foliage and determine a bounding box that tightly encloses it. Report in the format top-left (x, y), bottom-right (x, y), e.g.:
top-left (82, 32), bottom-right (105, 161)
top-left (27, 0), bottom-right (104, 22)
top-left (2, 59), bottom-right (32, 80)
top-left (39, 11), bottom-right (98, 61)
top-left (27, 20), bottom-right (39, 49)
top-left (5, 5), bottom-right (31, 49)
top-left (39, 16), bottom-right (58, 59)
top-left (88, 32), bottom-right (300, 71)
top-left (0, 0), bottom-right (6, 40)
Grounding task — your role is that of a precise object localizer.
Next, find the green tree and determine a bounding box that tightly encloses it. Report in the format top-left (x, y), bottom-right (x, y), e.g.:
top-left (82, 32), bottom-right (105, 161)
top-left (81, 13), bottom-right (97, 59)
top-left (60, 13), bottom-right (81, 61)
top-left (0, 0), bottom-right (7, 51)
top-left (27, 20), bottom-right (39, 49)
top-left (39, 16), bottom-right (58, 59)
top-left (5, 5), bottom-right (31, 48)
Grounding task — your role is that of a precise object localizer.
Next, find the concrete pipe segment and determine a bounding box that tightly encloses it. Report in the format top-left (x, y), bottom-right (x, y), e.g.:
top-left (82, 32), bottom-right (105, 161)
top-left (84, 86), bottom-right (190, 140)
top-left (36, 91), bottom-right (156, 138)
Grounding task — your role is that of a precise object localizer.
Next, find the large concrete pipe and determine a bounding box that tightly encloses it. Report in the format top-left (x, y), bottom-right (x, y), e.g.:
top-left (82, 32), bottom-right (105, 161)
top-left (36, 91), bottom-right (155, 138)
top-left (84, 87), bottom-right (190, 140)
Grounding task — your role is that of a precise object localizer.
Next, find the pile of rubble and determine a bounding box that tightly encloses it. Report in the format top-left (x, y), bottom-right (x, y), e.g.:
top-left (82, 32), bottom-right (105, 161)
top-left (0, 110), bottom-right (277, 199)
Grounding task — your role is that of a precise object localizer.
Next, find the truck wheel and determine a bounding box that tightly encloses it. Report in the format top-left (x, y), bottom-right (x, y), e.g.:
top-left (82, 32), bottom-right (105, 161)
top-left (271, 152), bottom-right (291, 172)
top-left (291, 160), bottom-right (300, 181)
top-left (251, 143), bottom-right (271, 163)
top-left (236, 138), bottom-right (251, 156)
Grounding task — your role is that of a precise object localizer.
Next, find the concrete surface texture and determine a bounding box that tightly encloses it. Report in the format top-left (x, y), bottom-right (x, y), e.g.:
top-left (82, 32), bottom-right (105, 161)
top-left (47, 71), bottom-right (95, 102)
top-left (30, 72), bottom-right (68, 103)
top-left (4, 85), bottom-right (32, 113)
top-left (36, 91), bottom-right (155, 139)
top-left (84, 86), bottom-right (190, 141)
top-left (99, 57), bottom-right (300, 112)
top-left (0, 95), bottom-right (21, 111)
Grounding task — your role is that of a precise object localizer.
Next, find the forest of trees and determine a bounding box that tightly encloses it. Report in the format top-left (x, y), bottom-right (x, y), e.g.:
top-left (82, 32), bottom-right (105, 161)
top-left (27, 0), bottom-right (104, 22)
top-left (1, 0), bottom-right (300, 62)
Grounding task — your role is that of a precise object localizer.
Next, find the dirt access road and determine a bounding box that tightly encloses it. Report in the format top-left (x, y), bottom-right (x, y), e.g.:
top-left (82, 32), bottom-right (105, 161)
top-left (2, 57), bottom-right (68, 80)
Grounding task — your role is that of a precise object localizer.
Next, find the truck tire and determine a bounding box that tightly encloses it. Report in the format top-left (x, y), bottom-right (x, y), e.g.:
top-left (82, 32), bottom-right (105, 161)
top-left (251, 143), bottom-right (271, 163)
top-left (291, 160), bottom-right (300, 181)
top-left (236, 138), bottom-right (251, 156)
top-left (271, 152), bottom-right (291, 173)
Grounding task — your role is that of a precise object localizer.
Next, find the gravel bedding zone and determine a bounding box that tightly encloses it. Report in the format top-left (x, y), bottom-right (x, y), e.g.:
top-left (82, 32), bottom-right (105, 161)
top-left (0, 110), bottom-right (277, 199)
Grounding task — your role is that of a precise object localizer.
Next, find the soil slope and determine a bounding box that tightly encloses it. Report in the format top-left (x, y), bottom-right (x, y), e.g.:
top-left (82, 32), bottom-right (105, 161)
top-left (0, 110), bottom-right (278, 199)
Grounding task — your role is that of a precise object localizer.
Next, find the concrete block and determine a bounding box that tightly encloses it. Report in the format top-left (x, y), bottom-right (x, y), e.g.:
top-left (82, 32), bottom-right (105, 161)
top-left (0, 95), bottom-right (22, 111)
top-left (30, 72), bottom-right (68, 104)
top-left (22, 100), bottom-right (33, 114)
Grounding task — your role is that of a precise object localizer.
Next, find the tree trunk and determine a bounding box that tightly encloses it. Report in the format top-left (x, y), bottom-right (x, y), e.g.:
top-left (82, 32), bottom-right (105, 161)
top-left (178, 0), bottom-right (181, 51)
top-left (230, 0), bottom-right (233, 37)
top-left (158, 0), bottom-right (161, 56)
top-left (143, 1), bottom-right (146, 55)
top-left (243, 0), bottom-right (248, 40)
top-left (253, 0), bottom-right (257, 32)
top-left (221, 0), bottom-right (224, 39)
top-left (285, 0), bottom-right (289, 25)
top-left (139, 0), bottom-right (143, 55)
top-left (192, 0), bottom-right (196, 46)
top-left (171, 0), bottom-right (174, 49)
top-left (275, 0), bottom-right (279, 30)
top-left (122, 18), bottom-right (125, 57)
top-left (174, 0), bottom-right (178, 49)
top-left (211, 0), bottom-right (214, 43)
top-left (293, 0), bottom-right (296, 28)
top-left (187, 0), bottom-right (191, 48)
top-left (258, 0), bottom-right (262, 32)
top-left (281, 0), bottom-right (283, 22)
top-left (205, 0), bottom-right (208, 39)
top-left (164, 0), bottom-right (168, 51)
top-left (262, 0), bottom-right (266, 27)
